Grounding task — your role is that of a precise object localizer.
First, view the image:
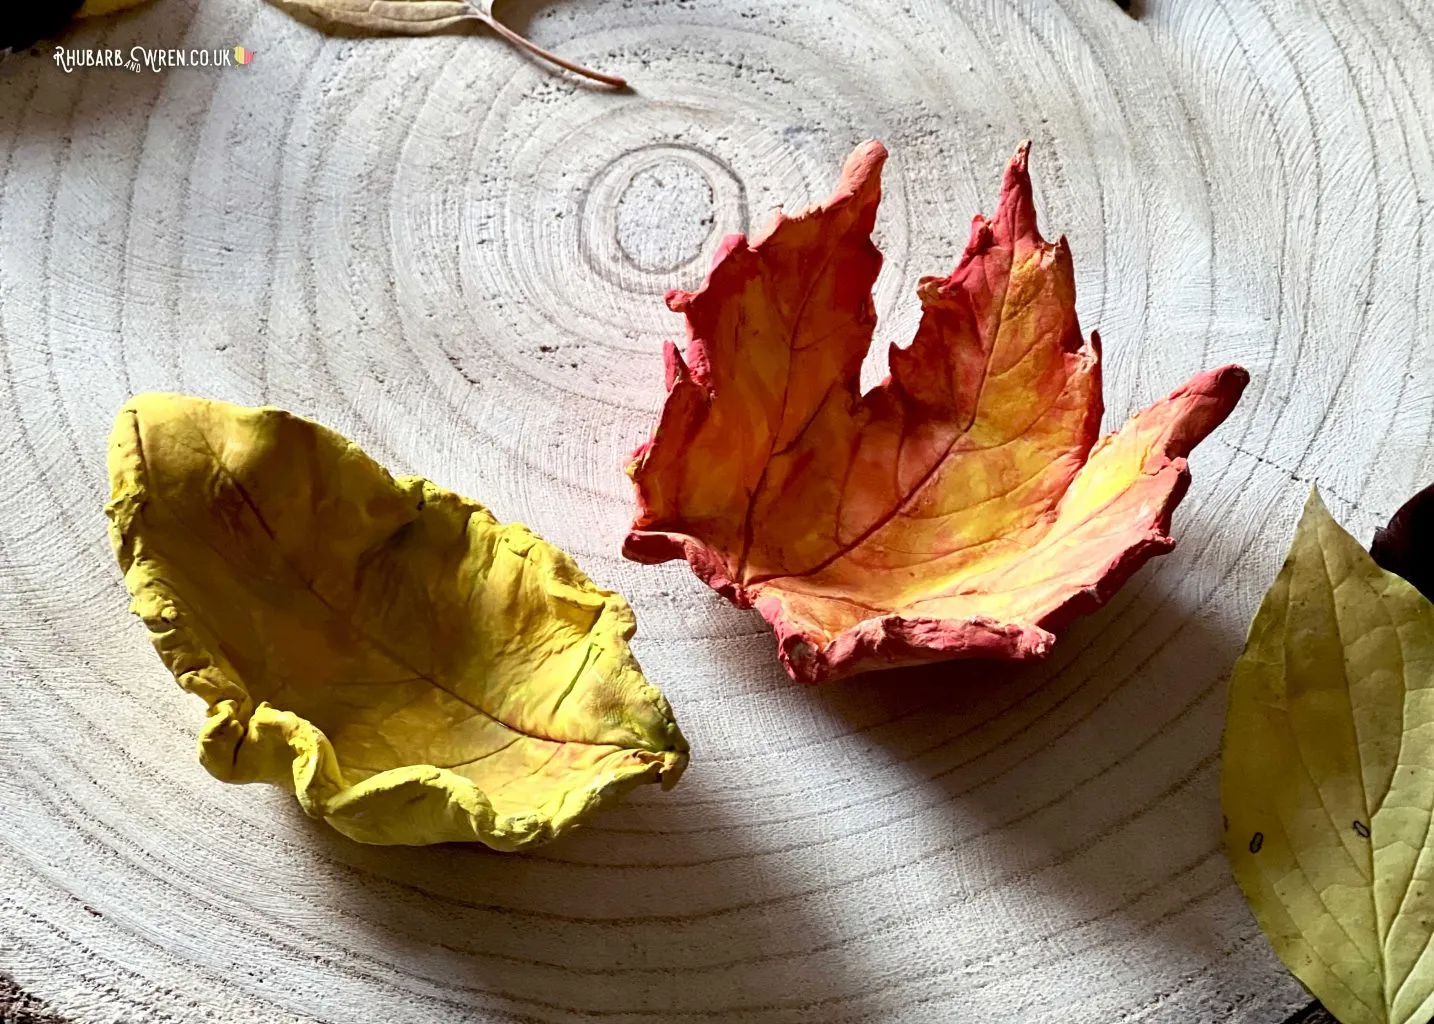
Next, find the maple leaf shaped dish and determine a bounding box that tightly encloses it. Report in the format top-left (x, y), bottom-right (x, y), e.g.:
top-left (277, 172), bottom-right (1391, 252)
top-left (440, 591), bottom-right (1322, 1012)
top-left (624, 142), bottom-right (1248, 684)
top-left (108, 394), bottom-right (687, 848)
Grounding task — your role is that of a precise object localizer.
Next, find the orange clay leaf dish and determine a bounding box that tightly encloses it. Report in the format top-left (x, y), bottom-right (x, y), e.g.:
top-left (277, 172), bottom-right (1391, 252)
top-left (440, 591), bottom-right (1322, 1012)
top-left (624, 142), bottom-right (1249, 683)
top-left (108, 394), bottom-right (687, 848)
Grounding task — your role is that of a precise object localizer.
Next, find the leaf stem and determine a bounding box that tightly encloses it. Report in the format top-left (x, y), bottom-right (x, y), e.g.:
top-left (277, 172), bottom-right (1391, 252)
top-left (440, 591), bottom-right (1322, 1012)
top-left (476, 12), bottom-right (626, 88)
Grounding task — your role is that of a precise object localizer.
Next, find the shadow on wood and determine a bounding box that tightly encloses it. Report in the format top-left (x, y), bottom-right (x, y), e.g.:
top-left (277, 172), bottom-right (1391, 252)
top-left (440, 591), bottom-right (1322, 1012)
top-left (793, 539), bottom-right (1253, 1012)
top-left (289, 779), bottom-right (881, 1023)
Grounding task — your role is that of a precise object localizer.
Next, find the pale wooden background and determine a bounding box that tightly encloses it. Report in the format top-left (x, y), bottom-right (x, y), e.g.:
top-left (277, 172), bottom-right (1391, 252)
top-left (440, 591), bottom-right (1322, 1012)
top-left (1, 0), bottom-right (1428, 1020)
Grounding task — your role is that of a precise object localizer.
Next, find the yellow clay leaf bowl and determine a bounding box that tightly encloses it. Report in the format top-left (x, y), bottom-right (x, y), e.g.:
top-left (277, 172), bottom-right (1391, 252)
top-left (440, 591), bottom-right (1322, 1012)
top-left (106, 393), bottom-right (688, 849)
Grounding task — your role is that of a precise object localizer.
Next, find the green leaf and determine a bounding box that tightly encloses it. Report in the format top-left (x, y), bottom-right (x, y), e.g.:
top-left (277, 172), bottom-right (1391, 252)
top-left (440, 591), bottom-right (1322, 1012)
top-left (1223, 489), bottom-right (1434, 1024)
top-left (107, 393), bottom-right (687, 849)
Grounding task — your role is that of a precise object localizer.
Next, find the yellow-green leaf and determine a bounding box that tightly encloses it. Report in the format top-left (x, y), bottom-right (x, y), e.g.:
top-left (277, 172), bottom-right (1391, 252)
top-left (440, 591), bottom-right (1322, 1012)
top-left (106, 393), bottom-right (687, 849)
top-left (1223, 489), bottom-right (1434, 1024)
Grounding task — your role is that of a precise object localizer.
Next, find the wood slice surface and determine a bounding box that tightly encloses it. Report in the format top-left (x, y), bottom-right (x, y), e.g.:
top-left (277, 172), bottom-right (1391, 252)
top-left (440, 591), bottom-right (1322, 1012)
top-left (1, 0), bottom-right (1431, 1020)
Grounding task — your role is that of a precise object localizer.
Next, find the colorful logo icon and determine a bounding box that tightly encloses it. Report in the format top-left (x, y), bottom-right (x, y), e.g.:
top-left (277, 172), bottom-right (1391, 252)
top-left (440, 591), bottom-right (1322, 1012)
top-left (234, 46), bottom-right (255, 65)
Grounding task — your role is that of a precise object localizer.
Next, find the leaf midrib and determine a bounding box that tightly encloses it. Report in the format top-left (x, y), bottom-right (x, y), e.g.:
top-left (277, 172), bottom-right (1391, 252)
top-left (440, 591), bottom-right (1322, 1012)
top-left (158, 413), bottom-right (589, 750)
top-left (743, 236), bottom-right (1044, 591)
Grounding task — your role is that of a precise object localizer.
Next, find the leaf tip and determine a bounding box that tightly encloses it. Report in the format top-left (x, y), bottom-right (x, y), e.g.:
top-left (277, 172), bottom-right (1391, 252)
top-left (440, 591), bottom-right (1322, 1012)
top-left (833, 140), bottom-right (887, 211)
top-left (1301, 484), bottom-right (1331, 520)
top-left (660, 338), bottom-right (689, 391)
top-left (656, 749), bottom-right (689, 790)
top-left (845, 138), bottom-right (888, 170)
top-left (995, 141), bottom-right (1040, 246)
